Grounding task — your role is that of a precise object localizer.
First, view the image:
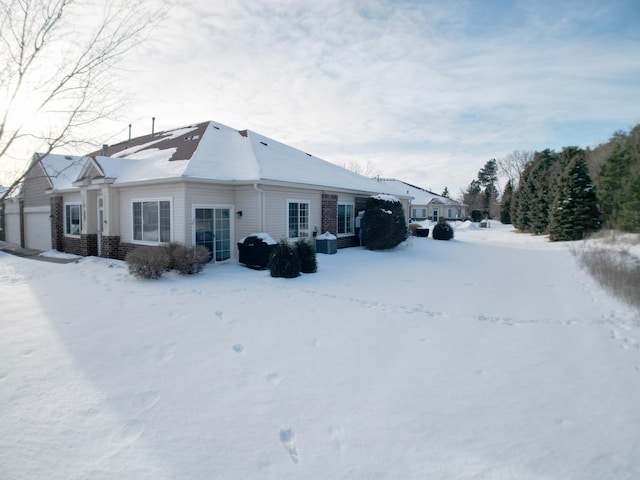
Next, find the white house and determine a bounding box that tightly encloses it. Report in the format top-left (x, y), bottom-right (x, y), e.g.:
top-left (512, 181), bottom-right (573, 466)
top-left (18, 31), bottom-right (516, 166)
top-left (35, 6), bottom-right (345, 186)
top-left (4, 121), bottom-right (412, 261)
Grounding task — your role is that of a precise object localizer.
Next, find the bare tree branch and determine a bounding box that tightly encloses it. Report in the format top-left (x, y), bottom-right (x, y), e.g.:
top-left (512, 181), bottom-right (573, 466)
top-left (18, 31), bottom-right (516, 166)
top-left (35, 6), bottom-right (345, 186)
top-left (0, 0), bottom-right (163, 201)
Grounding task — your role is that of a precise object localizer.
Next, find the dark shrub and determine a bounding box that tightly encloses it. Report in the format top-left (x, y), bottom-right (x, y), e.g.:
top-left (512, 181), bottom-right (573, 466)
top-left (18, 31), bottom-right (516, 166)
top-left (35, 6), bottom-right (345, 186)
top-left (471, 209), bottom-right (483, 222)
top-left (432, 220), bottom-right (454, 240)
top-left (268, 240), bottom-right (301, 278)
top-left (171, 244), bottom-right (211, 275)
top-left (164, 241), bottom-right (182, 270)
top-left (295, 238), bottom-right (317, 273)
top-left (126, 246), bottom-right (171, 279)
top-left (361, 195), bottom-right (407, 250)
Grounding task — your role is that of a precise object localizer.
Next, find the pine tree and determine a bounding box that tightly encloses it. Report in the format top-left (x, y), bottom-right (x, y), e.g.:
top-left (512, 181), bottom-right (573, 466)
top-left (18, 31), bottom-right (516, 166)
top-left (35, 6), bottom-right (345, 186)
top-left (500, 180), bottom-right (514, 224)
top-left (549, 154), bottom-right (601, 241)
top-left (441, 186), bottom-right (450, 198)
top-left (616, 173), bottom-right (640, 232)
top-left (477, 159), bottom-right (499, 218)
top-left (598, 145), bottom-right (634, 228)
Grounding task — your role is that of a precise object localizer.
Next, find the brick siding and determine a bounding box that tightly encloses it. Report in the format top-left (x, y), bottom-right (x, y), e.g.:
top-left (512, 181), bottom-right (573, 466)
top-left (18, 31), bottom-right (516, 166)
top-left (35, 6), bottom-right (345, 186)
top-left (321, 194), bottom-right (338, 236)
top-left (50, 196), bottom-right (64, 251)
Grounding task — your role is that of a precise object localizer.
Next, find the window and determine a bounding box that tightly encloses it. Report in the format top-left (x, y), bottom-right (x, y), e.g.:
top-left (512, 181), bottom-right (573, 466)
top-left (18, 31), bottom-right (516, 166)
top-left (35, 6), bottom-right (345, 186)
top-left (132, 200), bottom-right (171, 243)
top-left (337, 203), bottom-right (354, 235)
top-left (0, 205), bottom-right (3, 231)
top-left (288, 201), bottom-right (309, 239)
top-left (432, 208), bottom-right (439, 222)
top-left (412, 208), bottom-right (427, 219)
top-left (65, 204), bottom-right (82, 236)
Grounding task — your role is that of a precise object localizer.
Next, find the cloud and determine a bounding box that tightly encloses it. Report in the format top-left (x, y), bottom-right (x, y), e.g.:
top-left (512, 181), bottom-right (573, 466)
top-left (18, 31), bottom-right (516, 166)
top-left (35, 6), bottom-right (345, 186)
top-left (86, 0), bottom-right (640, 193)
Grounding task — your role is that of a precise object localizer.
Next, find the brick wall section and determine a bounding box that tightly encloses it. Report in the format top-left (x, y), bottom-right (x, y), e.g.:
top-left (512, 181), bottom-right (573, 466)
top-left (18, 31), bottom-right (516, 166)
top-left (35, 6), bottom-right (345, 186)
top-left (321, 194), bottom-right (338, 236)
top-left (63, 236), bottom-right (81, 255)
top-left (118, 242), bottom-right (139, 260)
top-left (337, 236), bottom-right (359, 248)
top-left (102, 236), bottom-right (122, 259)
top-left (80, 234), bottom-right (98, 256)
top-left (50, 196), bottom-right (64, 251)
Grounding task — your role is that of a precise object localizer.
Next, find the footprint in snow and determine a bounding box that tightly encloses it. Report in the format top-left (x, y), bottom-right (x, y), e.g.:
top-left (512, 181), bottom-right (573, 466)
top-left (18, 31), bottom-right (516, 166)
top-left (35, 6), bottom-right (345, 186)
top-left (112, 419), bottom-right (146, 446)
top-left (133, 390), bottom-right (161, 413)
top-left (265, 372), bottom-right (282, 385)
top-left (155, 343), bottom-right (176, 364)
top-left (232, 344), bottom-right (245, 354)
top-left (279, 427), bottom-right (300, 464)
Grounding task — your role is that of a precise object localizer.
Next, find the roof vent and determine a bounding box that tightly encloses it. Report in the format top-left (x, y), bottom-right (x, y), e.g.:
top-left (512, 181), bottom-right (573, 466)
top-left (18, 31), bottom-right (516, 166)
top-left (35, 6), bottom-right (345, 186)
top-left (238, 130), bottom-right (248, 137)
top-left (213, 125), bottom-right (220, 130)
top-left (260, 141), bottom-right (268, 146)
top-left (101, 144), bottom-right (108, 156)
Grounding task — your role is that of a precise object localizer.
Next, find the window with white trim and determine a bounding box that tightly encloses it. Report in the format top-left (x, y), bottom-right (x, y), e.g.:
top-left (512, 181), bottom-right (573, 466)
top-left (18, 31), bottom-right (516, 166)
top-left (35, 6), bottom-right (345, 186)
top-left (65, 204), bottom-right (82, 237)
top-left (288, 200), bottom-right (309, 239)
top-left (132, 199), bottom-right (171, 243)
top-left (412, 208), bottom-right (427, 219)
top-left (337, 203), bottom-right (354, 235)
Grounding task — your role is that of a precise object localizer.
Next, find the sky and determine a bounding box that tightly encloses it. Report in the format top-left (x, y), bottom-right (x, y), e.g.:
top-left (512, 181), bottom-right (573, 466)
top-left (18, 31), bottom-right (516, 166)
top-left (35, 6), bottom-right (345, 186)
top-left (2, 0), bottom-right (640, 195)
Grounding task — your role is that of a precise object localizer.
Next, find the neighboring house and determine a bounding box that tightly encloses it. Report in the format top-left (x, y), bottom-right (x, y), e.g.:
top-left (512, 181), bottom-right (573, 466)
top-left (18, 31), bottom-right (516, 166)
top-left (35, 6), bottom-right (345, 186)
top-left (9, 120), bottom-right (411, 260)
top-left (375, 178), bottom-right (467, 222)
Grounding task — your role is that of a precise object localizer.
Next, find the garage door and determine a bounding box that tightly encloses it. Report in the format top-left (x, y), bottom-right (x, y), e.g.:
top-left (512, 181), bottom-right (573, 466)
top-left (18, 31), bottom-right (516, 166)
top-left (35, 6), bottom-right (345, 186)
top-left (4, 212), bottom-right (21, 245)
top-left (24, 209), bottom-right (52, 251)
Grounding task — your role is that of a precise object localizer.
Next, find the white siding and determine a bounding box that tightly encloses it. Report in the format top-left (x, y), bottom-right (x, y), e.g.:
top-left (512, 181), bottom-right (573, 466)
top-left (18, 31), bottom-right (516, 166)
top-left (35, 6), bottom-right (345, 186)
top-left (234, 186), bottom-right (262, 242)
top-left (262, 186), bottom-right (321, 241)
top-left (118, 183), bottom-right (185, 243)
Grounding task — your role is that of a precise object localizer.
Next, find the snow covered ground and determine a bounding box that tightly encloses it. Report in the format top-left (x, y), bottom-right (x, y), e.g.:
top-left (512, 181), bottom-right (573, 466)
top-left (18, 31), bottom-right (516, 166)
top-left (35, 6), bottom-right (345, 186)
top-left (1, 222), bottom-right (639, 480)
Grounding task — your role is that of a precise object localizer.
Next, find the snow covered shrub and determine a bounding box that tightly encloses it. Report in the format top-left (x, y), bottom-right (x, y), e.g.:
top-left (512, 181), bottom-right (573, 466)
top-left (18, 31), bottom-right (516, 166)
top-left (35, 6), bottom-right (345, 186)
top-left (171, 244), bottom-right (211, 275)
top-left (361, 195), bottom-right (407, 250)
top-left (126, 246), bottom-right (171, 280)
top-left (471, 209), bottom-right (483, 222)
top-left (295, 239), bottom-right (317, 274)
top-left (432, 220), bottom-right (454, 240)
top-left (268, 240), bottom-right (301, 278)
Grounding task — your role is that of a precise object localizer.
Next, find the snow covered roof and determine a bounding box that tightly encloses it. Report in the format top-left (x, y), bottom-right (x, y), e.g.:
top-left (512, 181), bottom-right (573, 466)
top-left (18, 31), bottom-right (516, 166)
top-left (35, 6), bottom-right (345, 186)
top-left (37, 154), bottom-right (90, 191)
top-left (375, 178), bottom-right (464, 206)
top-left (88, 121), bottom-right (403, 195)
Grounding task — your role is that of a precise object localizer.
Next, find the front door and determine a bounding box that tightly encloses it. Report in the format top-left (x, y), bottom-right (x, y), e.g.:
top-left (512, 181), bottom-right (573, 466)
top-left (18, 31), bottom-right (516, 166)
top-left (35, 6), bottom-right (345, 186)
top-left (194, 207), bottom-right (231, 262)
top-left (432, 208), bottom-right (439, 222)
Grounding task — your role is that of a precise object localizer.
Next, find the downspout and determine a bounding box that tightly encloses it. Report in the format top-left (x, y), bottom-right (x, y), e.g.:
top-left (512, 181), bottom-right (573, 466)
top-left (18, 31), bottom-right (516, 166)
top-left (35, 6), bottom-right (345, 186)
top-left (253, 183), bottom-right (266, 232)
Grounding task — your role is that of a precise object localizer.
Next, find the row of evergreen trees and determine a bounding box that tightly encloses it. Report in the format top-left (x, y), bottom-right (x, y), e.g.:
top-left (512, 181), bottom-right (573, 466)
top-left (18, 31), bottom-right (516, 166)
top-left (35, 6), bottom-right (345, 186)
top-left (497, 124), bottom-right (639, 240)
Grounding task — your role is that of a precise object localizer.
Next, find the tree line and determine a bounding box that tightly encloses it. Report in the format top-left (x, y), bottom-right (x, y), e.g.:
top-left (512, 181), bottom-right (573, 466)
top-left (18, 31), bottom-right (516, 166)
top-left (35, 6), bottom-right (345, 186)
top-left (461, 123), bottom-right (640, 240)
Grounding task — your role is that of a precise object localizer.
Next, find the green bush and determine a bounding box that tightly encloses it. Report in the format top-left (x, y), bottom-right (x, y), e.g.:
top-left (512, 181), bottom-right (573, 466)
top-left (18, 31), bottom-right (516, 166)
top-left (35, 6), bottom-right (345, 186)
top-left (268, 240), bottom-right (301, 278)
top-left (361, 195), bottom-right (407, 250)
top-left (171, 244), bottom-right (211, 275)
top-left (432, 220), bottom-right (454, 240)
top-left (126, 246), bottom-right (171, 279)
top-left (295, 239), bottom-right (317, 273)
top-left (471, 209), bottom-right (483, 222)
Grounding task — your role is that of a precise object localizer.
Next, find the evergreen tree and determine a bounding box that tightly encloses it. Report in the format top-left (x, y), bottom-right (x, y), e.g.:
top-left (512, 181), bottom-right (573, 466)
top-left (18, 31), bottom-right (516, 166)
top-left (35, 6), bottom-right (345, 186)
top-left (500, 180), bottom-right (514, 224)
top-left (616, 173), bottom-right (640, 232)
top-left (361, 195), bottom-right (407, 250)
top-left (549, 153), bottom-right (601, 241)
top-left (462, 179), bottom-right (483, 213)
top-left (598, 144), bottom-right (635, 228)
top-left (477, 159), bottom-right (499, 218)
top-left (441, 186), bottom-right (450, 198)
